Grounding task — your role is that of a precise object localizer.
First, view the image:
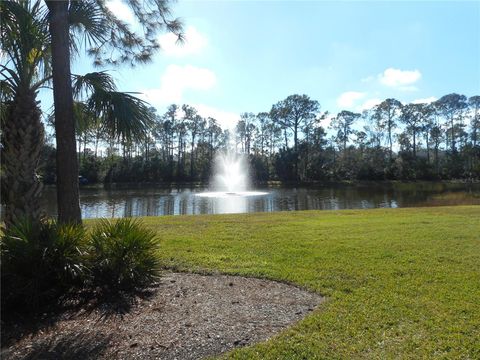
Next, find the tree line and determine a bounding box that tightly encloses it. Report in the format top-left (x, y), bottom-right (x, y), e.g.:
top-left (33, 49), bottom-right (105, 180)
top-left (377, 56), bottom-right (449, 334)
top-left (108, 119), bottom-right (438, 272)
top-left (1, 0), bottom-right (479, 232)
top-left (45, 92), bottom-right (480, 185)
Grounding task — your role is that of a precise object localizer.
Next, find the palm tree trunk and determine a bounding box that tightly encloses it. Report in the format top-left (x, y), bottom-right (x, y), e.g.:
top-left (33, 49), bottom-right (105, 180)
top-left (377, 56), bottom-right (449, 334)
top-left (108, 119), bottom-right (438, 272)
top-left (46, 0), bottom-right (82, 224)
top-left (1, 89), bottom-right (44, 229)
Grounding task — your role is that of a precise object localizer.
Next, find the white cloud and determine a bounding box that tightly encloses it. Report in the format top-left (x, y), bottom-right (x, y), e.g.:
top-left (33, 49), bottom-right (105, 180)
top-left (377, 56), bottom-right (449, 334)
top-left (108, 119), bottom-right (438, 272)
top-left (337, 91), bottom-right (366, 108)
top-left (411, 96), bottom-right (437, 104)
top-left (357, 98), bottom-right (382, 111)
top-left (158, 26), bottom-right (208, 57)
top-left (378, 68), bottom-right (422, 89)
top-left (105, 0), bottom-right (134, 23)
top-left (193, 104), bottom-right (239, 130)
top-left (142, 64), bottom-right (217, 105)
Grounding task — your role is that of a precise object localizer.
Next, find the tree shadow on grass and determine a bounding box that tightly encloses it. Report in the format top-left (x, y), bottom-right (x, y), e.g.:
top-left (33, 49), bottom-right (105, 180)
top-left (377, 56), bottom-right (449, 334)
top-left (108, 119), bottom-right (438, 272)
top-left (1, 330), bottom-right (112, 360)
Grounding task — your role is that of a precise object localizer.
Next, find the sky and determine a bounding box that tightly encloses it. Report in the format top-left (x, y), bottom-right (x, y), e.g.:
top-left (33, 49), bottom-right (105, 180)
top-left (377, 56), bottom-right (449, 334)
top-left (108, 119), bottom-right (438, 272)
top-left (46, 0), bottom-right (480, 130)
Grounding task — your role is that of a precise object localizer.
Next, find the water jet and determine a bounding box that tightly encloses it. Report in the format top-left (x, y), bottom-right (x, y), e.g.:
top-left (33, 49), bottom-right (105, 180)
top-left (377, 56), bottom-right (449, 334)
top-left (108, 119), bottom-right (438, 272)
top-left (196, 152), bottom-right (268, 200)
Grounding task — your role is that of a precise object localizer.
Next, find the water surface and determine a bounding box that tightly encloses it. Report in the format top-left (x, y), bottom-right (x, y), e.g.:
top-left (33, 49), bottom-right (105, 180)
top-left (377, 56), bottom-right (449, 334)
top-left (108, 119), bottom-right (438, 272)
top-left (36, 182), bottom-right (480, 219)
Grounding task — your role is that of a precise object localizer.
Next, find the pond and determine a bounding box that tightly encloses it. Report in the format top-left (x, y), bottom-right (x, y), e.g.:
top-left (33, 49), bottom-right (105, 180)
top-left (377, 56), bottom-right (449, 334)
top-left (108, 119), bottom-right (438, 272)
top-left (35, 182), bottom-right (480, 219)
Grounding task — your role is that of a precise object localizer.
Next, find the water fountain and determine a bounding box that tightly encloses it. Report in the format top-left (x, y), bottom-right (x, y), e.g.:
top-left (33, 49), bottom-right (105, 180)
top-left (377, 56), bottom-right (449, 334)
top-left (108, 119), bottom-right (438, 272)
top-left (196, 151), bottom-right (268, 200)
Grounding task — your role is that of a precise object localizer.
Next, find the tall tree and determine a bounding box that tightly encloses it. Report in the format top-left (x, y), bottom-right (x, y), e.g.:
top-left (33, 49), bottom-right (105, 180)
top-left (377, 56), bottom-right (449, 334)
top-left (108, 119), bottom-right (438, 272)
top-left (374, 98), bottom-right (401, 161)
top-left (162, 104), bottom-right (179, 164)
top-left (236, 113), bottom-right (256, 155)
top-left (271, 94), bottom-right (319, 178)
top-left (182, 105), bottom-right (204, 178)
top-left (435, 93), bottom-right (468, 153)
top-left (469, 96), bottom-right (480, 148)
top-left (0, 1), bottom-right (50, 228)
top-left (45, 0), bottom-right (82, 223)
top-left (205, 117), bottom-right (222, 161)
top-left (363, 109), bottom-right (384, 149)
top-left (419, 103), bottom-right (435, 164)
top-left (331, 110), bottom-right (361, 153)
top-left (45, 0), bottom-right (183, 223)
top-left (400, 103), bottom-right (423, 158)
top-left (430, 124), bottom-right (443, 175)
top-left (255, 112), bottom-right (270, 156)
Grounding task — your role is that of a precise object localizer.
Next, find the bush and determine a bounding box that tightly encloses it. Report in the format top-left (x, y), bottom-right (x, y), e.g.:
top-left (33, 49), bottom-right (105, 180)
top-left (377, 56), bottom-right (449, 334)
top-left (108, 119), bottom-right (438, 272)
top-left (1, 220), bottom-right (88, 311)
top-left (1, 217), bottom-right (160, 315)
top-left (88, 218), bottom-right (160, 291)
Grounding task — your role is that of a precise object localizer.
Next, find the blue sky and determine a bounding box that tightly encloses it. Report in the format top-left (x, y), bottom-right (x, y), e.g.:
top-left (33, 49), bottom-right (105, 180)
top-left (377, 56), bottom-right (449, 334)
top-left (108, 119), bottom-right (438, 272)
top-left (53, 1), bottom-right (480, 129)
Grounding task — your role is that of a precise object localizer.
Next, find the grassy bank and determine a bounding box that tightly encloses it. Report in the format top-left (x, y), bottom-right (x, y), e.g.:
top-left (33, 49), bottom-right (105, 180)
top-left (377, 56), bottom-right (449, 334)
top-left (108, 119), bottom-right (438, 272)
top-left (114, 206), bottom-right (479, 358)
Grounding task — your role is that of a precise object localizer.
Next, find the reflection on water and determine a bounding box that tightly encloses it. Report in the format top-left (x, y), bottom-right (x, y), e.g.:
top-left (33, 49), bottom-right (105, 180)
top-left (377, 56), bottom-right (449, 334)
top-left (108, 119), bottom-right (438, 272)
top-left (213, 195), bottom-right (248, 214)
top-left (28, 182), bottom-right (480, 219)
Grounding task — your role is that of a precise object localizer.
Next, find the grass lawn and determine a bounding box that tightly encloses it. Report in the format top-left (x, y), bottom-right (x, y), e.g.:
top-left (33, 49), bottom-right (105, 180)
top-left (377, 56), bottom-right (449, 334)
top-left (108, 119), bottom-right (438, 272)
top-left (131, 206), bottom-right (478, 359)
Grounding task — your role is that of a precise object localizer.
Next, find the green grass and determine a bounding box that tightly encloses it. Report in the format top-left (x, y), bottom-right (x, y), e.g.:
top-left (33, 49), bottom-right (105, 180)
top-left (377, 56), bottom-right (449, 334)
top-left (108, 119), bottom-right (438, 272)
top-left (107, 206), bottom-right (480, 358)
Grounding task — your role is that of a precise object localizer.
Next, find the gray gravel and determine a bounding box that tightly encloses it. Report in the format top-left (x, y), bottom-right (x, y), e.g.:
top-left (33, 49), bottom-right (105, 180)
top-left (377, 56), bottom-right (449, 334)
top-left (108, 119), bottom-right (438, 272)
top-left (2, 272), bottom-right (324, 359)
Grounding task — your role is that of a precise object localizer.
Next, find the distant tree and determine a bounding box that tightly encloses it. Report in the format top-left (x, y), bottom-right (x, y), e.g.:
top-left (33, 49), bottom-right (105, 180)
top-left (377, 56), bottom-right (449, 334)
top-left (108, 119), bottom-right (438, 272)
top-left (469, 96), bottom-right (480, 148)
top-left (373, 98), bottom-right (402, 161)
top-left (255, 112), bottom-right (270, 156)
top-left (265, 120), bottom-right (282, 170)
top-left (167, 105), bottom-right (179, 161)
top-left (205, 117), bottom-right (222, 161)
top-left (330, 110), bottom-right (361, 153)
top-left (271, 95), bottom-right (320, 178)
top-left (236, 113), bottom-right (256, 155)
top-left (430, 124), bottom-right (443, 175)
top-left (435, 94), bottom-right (468, 153)
top-left (468, 96), bottom-right (480, 176)
top-left (175, 108), bottom-right (188, 178)
top-left (363, 109), bottom-right (384, 149)
top-left (354, 130), bottom-right (368, 156)
top-left (419, 103), bottom-right (436, 164)
top-left (400, 103), bottom-right (424, 158)
top-left (269, 106), bottom-right (288, 150)
top-left (182, 104), bottom-right (204, 178)
top-left (236, 118), bottom-right (246, 153)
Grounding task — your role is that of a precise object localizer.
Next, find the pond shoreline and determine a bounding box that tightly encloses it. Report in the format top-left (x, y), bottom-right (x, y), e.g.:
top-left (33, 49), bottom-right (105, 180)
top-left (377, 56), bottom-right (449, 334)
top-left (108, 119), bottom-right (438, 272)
top-left (43, 178), bottom-right (480, 191)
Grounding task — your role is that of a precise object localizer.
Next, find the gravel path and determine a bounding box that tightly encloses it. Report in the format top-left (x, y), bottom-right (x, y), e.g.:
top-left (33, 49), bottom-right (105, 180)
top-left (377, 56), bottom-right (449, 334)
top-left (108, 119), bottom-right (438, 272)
top-left (2, 272), bottom-right (324, 359)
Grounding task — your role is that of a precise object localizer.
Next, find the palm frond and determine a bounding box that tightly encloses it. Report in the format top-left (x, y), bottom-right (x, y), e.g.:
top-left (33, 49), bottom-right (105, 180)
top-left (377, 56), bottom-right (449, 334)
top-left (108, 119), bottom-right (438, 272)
top-left (88, 90), bottom-right (154, 141)
top-left (68, 0), bottom-right (109, 58)
top-left (0, 0), bottom-right (51, 91)
top-left (72, 71), bottom-right (116, 99)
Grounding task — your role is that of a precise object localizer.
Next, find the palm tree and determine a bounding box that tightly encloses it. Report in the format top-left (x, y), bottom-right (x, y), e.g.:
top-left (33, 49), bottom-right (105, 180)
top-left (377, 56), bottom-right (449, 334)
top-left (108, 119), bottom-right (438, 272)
top-left (44, 0), bottom-right (183, 224)
top-left (1, 2), bottom-right (170, 228)
top-left (2, 0), bottom-right (182, 225)
top-left (1, 1), bottom-right (51, 228)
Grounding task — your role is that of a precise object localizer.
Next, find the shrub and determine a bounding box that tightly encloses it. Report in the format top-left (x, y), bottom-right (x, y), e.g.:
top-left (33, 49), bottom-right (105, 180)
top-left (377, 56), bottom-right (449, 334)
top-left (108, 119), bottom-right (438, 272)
top-left (88, 218), bottom-right (160, 291)
top-left (1, 220), bottom-right (88, 311)
top-left (1, 217), bottom-right (160, 315)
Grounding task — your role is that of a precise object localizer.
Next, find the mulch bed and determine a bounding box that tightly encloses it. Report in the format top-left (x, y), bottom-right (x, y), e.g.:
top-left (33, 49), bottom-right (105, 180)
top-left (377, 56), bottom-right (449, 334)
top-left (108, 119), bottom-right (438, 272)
top-left (1, 272), bottom-right (324, 359)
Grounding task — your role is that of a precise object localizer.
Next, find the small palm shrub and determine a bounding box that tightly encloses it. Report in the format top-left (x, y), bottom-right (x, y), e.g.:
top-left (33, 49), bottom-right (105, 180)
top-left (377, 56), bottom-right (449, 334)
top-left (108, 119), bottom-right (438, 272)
top-left (1, 220), bottom-right (88, 311)
top-left (88, 218), bottom-right (160, 291)
top-left (1, 217), bottom-right (160, 315)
